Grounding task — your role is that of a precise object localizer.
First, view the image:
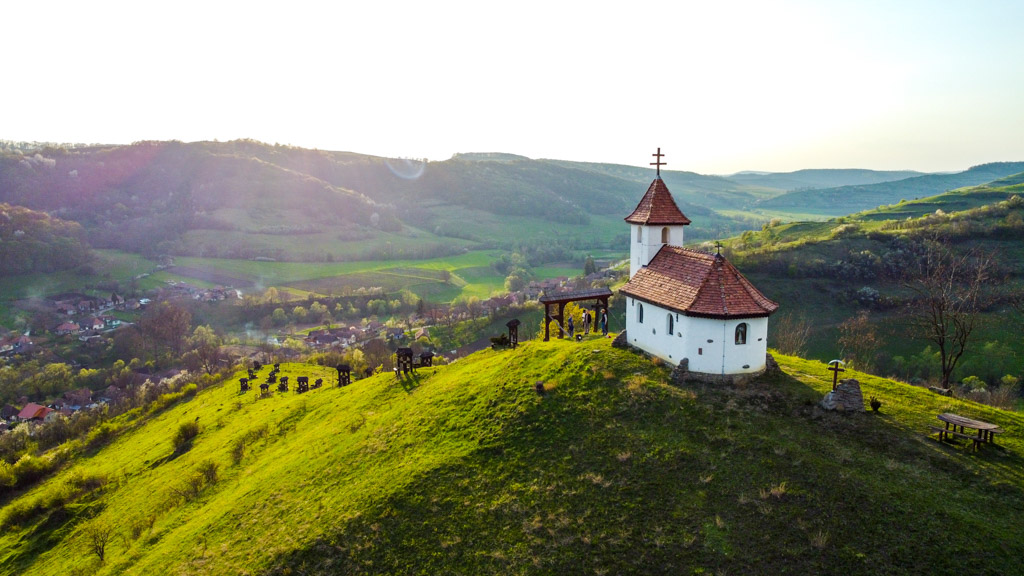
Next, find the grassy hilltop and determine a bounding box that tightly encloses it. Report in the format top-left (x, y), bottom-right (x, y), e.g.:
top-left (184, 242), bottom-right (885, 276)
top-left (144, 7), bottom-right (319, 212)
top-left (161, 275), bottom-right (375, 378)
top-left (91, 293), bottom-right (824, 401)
top-left (2, 338), bottom-right (1022, 575)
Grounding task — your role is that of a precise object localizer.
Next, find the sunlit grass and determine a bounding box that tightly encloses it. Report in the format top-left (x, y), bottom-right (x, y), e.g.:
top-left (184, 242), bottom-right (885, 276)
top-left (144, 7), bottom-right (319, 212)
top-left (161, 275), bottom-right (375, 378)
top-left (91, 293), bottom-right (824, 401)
top-left (3, 342), bottom-right (1023, 575)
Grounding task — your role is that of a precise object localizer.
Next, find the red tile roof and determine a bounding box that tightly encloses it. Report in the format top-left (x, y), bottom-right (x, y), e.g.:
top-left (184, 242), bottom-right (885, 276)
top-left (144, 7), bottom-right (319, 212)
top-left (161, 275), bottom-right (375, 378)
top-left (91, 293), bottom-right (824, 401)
top-left (17, 402), bottom-right (53, 421)
top-left (620, 246), bottom-right (778, 318)
top-left (624, 178), bottom-right (691, 225)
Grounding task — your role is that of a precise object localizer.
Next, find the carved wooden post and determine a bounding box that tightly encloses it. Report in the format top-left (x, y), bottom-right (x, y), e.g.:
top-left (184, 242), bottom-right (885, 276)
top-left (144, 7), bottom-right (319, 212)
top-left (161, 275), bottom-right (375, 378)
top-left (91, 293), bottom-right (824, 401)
top-left (506, 319), bottom-right (520, 349)
top-left (544, 303), bottom-right (551, 341)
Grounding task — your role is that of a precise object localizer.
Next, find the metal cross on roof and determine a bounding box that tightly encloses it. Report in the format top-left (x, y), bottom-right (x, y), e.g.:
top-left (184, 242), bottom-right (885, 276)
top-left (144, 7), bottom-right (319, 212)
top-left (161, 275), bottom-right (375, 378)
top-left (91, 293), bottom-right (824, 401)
top-left (650, 147), bottom-right (666, 176)
top-left (714, 241), bottom-right (724, 256)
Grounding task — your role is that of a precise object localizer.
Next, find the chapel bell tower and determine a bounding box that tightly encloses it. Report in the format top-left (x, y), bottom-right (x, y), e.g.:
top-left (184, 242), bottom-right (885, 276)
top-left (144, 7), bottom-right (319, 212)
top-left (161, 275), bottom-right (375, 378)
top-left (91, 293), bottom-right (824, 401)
top-left (624, 148), bottom-right (691, 278)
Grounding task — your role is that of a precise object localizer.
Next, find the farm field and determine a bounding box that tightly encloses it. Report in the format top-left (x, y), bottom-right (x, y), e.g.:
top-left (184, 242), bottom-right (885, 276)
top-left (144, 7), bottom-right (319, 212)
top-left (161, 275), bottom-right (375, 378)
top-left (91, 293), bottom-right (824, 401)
top-left (163, 253), bottom-right (586, 302)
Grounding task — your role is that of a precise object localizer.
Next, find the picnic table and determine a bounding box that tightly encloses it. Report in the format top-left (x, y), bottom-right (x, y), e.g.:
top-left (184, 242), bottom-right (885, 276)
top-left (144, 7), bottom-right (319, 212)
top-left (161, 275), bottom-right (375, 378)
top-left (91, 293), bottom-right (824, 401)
top-left (932, 413), bottom-right (1003, 449)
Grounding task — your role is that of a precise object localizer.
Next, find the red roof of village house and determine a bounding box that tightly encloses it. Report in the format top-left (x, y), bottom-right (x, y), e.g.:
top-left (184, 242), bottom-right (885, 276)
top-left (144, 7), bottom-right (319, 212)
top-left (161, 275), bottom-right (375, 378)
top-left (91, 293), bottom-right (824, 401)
top-left (624, 178), bottom-right (691, 226)
top-left (620, 246), bottom-right (778, 318)
top-left (17, 402), bottom-right (53, 421)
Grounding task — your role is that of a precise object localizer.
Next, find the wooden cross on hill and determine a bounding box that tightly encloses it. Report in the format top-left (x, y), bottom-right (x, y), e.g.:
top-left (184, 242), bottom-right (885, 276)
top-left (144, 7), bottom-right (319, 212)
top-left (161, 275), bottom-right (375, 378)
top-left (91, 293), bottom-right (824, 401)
top-left (650, 147), bottom-right (666, 176)
top-left (827, 359), bottom-right (846, 391)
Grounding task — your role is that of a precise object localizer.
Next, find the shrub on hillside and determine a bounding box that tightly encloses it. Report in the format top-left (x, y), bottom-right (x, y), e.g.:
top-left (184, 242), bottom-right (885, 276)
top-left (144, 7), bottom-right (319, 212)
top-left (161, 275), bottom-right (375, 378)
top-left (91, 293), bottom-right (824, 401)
top-left (0, 460), bottom-right (14, 491)
top-left (12, 454), bottom-right (52, 486)
top-left (173, 421), bottom-right (200, 453)
top-left (197, 460), bottom-right (219, 485)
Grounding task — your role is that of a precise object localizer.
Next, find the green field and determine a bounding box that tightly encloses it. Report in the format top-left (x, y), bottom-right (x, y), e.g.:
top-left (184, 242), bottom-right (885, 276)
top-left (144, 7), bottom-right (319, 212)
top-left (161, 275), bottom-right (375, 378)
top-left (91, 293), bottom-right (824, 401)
top-left (0, 248), bottom-right (593, 332)
top-left (2, 339), bottom-right (1022, 575)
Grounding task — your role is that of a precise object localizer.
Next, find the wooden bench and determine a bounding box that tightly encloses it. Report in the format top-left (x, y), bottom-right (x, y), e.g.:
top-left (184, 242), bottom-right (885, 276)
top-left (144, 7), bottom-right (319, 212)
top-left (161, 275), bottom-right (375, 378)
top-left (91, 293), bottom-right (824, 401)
top-left (933, 412), bottom-right (1004, 449)
top-left (929, 426), bottom-right (983, 449)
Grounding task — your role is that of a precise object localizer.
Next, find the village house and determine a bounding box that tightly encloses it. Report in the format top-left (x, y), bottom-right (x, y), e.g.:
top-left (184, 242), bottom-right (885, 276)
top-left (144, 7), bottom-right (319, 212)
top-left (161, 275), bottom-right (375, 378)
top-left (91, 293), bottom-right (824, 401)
top-left (196, 287), bottom-right (239, 302)
top-left (77, 299), bottom-right (99, 313)
top-left (618, 151), bottom-right (778, 379)
top-left (98, 315), bottom-right (121, 328)
top-left (80, 317), bottom-right (105, 332)
top-left (335, 326), bottom-right (362, 346)
top-left (304, 329), bottom-right (338, 348)
top-left (1, 404), bottom-right (19, 421)
top-left (524, 278), bottom-right (568, 300)
top-left (0, 334), bottom-right (32, 356)
top-left (16, 402), bottom-right (58, 423)
top-left (53, 388), bottom-right (93, 413)
top-left (55, 321), bottom-right (81, 336)
top-left (483, 293), bottom-right (519, 314)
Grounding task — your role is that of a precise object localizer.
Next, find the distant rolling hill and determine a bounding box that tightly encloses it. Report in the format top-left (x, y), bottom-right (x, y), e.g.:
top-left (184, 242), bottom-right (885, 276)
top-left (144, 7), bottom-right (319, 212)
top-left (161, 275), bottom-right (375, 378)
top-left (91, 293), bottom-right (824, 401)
top-left (852, 172), bottom-right (1024, 221)
top-left (0, 141), bottom-right (784, 263)
top-left (726, 168), bottom-right (925, 191)
top-left (2, 139), bottom-right (1019, 263)
top-left (0, 141), bottom-right (754, 262)
top-left (758, 162), bottom-right (1024, 216)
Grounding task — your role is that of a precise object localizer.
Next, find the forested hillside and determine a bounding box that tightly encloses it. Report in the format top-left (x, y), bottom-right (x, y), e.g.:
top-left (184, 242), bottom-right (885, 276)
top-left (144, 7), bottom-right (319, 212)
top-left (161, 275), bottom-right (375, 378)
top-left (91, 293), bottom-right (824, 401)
top-left (0, 204), bottom-right (91, 274)
top-left (733, 176), bottom-right (1024, 385)
top-left (0, 140), bottom-right (940, 263)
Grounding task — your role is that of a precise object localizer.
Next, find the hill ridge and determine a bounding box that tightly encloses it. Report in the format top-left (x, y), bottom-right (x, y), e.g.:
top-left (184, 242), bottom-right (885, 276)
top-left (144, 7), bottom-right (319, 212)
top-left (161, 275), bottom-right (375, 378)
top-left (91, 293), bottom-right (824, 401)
top-left (758, 161), bottom-right (1024, 215)
top-left (2, 338), bottom-right (1022, 575)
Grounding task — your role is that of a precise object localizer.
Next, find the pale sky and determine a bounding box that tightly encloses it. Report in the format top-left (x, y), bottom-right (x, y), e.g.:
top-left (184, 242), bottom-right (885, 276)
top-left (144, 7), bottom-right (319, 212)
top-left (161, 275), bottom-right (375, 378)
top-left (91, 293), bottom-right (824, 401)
top-left (4, 1), bottom-right (1023, 174)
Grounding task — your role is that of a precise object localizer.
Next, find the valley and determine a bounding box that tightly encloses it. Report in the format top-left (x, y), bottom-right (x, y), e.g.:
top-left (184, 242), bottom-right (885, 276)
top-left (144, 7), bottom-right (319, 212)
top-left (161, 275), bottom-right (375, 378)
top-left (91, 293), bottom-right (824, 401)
top-left (2, 139), bottom-right (1024, 575)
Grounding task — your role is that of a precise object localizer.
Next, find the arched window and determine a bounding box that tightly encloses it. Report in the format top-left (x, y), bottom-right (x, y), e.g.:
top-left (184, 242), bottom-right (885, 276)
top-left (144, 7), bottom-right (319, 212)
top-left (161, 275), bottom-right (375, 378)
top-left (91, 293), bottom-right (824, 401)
top-left (637, 303), bottom-right (644, 324)
top-left (735, 323), bottom-right (748, 345)
top-left (636, 226), bottom-right (642, 243)
top-left (661, 227), bottom-right (670, 244)
top-left (667, 314), bottom-right (673, 335)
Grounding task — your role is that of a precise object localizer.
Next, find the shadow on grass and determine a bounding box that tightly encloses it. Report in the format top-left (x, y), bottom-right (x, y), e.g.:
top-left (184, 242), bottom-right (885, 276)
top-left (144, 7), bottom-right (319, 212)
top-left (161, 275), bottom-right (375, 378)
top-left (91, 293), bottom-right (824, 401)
top-left (0, 499), bottom-right (103, 574)
top-left (394, 371), bottom-right (423, 394)
top-left (757, 368), bottom-right (1024, 491)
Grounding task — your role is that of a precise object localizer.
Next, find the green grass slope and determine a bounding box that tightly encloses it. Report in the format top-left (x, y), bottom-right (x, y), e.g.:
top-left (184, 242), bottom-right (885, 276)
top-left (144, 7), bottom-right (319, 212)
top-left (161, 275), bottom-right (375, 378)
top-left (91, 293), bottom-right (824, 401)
top-left (852, 174), bottom-right (1024, 221)
top-left (2, 340), bottom-right (1023, 575)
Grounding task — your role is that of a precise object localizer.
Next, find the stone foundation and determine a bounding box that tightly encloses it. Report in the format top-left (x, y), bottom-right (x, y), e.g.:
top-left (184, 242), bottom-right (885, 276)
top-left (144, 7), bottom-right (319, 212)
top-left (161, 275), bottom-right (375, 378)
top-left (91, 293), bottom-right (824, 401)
top-left (669, 354), bottom-right (773, 386)
top-left (611, 331), bottom-right (630, 350)
top-left (820, 378), bottom-right (865, 412)
top-left (618, 337), bottom-right (774, 386)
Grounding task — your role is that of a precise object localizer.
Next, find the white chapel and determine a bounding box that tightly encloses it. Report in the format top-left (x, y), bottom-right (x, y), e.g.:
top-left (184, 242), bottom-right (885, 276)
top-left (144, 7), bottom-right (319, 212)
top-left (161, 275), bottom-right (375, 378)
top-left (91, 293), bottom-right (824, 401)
top-left (618, 151), bottom-right (779, 377)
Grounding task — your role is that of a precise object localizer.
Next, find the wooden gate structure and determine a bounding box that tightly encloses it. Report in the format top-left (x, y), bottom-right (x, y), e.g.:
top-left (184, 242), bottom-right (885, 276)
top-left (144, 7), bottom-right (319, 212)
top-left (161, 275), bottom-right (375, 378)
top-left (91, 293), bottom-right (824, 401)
top-left (539, 287), bottom-right (612, 341)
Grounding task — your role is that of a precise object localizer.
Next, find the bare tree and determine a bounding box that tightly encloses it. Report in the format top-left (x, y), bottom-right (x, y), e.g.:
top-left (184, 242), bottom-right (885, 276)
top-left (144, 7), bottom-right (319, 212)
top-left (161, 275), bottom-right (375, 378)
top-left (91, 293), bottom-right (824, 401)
top-left (903, 242), bottom-right (994, 388)
top-left (838, 311), bottom-right (880, 372)
top-left (771, 313), bottom-right (812, 357)
top-left (83, 520), bottom-right (114, 562)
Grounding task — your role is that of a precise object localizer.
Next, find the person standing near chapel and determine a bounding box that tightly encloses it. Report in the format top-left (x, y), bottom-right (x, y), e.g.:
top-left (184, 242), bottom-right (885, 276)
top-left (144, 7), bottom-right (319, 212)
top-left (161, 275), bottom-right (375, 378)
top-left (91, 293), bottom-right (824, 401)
top-left (583, 310), bottom-right (591, 335)
top-left (601, 308), bottom-right (608, 336)
top-left (567, 315), bottom-right (574, 338)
